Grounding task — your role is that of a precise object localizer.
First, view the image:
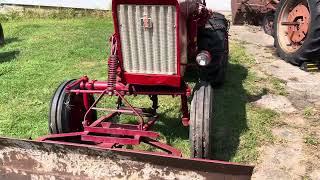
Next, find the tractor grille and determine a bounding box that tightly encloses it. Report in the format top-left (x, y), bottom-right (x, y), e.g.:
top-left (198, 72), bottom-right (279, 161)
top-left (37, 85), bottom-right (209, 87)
top-left (117, 5), bottom-right (177, 75)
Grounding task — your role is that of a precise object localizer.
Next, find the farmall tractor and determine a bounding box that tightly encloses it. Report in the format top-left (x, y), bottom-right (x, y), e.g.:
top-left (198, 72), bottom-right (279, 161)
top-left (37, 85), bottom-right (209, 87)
top-left (0, 0), bottom-right (253, 179)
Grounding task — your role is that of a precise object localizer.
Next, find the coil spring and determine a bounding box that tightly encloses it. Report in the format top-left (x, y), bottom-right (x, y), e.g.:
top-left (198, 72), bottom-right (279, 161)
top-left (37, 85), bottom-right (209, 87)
top-left (107, 55), bottom-right (118, 92)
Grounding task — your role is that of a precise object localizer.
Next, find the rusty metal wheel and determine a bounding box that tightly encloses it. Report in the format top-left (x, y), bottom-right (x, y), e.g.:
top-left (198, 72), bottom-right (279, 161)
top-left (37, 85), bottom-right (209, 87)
top-left (275, 0), bottom-right (320, 65)
top-left (190, 82), bottom-right (214, 159)
top-left (49, 80), bottom-right (96, 134)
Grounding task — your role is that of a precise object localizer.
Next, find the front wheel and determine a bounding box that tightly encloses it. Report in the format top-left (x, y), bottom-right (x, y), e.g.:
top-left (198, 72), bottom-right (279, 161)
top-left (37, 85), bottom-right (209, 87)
top-left (190, 82), bottom-right (214, 159)
top-left (49, 80), bottom-right (96, 134)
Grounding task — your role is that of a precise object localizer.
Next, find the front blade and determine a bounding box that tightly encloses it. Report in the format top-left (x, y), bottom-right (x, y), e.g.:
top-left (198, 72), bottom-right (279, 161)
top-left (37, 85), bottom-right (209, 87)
top-left (0, 137), bottom-right (253, 179)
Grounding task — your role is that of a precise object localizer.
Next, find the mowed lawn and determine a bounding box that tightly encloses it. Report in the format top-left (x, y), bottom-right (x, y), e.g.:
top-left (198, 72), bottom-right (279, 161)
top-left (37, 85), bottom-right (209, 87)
top-left (0, 16), bottom-right (279, 163)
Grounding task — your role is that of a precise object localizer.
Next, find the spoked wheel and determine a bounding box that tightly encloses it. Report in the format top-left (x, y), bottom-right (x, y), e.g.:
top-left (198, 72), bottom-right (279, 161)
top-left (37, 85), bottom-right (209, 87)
top-left (0, 24), bottom-right (4, 46)
top-left (190, 82), bottom-right (214, 159)
top-left (262, 13), bottom-right (275, 36)
top-left (274, 0), bottom-right (320, 65)
top-left (49, 80), bottom-right (96, 134)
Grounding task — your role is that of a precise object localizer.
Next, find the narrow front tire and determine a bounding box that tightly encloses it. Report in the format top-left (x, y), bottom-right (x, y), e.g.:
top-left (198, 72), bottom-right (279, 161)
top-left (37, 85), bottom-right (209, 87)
top-left (49, 80), bottom-right (96, 134)
top-left (190, 82), bottom-right (214, 159)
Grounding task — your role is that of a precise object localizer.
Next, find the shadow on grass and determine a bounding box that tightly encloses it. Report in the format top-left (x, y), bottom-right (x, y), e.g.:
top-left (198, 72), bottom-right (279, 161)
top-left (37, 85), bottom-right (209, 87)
top-left (212, 63), bottom-right (248, 161)
top-left (0, 50), bottom-right (20, 63)
top-left (154, 112), bottom-right (189, 145)
top-left (4, 37), bottom-right (21, 45)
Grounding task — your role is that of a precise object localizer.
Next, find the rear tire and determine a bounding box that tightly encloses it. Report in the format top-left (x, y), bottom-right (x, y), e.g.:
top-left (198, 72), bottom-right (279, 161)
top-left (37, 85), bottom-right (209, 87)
top-left (49, 80), bottom-right (96, 134)
top-left (190, 82), bottom-right (214, 159)
top-left (274, 0), bottom-right (320, 65)
top-left (0, 24), bottom-right (4, 46)
top-left (198, 12), bottom-right (229, 87)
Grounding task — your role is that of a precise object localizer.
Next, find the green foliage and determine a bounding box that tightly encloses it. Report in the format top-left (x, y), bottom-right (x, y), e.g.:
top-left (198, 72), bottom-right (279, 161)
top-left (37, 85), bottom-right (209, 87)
top-left (0, 8), bottom-right (111, 22)
top-left (0, 18), bottom-right (113, 138)
top-left (303, 107), bottom-right (315, 118)
top-left (212, 43), bottom-right (278, 163)
top-left (304, 134), bottom-right (319, 146)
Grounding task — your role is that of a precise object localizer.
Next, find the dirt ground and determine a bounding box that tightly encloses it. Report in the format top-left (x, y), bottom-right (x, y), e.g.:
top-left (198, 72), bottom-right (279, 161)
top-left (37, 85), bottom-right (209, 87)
top-left (226, 18), bottom-right (320, 179)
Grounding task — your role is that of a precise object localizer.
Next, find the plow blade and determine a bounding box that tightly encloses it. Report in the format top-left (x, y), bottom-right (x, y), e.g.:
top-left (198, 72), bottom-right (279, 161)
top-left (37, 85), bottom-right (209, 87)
top-left (0, 137), bottom-right (254, 179)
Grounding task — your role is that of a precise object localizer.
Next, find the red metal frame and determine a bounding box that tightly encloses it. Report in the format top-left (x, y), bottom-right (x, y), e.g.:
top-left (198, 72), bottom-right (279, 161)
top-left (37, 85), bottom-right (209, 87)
top-left (123, 73), bottom-right (182, 87)
top-left (40, 86), bottom-right (186, 156)
top-left (39, 0), bottom-right (213, 158)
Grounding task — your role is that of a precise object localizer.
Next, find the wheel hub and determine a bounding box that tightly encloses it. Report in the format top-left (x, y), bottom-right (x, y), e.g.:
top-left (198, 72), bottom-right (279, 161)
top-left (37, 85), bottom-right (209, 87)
top-left (264, 15), bottom-right (274, 36)
top-left (286, 4), bottom-right (310, 44)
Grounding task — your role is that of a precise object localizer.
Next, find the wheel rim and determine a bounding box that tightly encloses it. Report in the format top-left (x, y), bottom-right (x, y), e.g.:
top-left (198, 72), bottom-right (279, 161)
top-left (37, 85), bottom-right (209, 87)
top-left (264, 15), bottom-right (274, 35)
top-left (277, 0), bottom-right (310, 53)
top-left (50, 80), bottom-right (97, 134)
top-left (64, 93), bottom-right (86, 132)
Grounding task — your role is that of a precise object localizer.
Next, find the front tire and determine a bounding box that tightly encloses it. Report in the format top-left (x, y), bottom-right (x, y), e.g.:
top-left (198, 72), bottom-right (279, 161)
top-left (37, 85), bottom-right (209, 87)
top-left (49, 80), bottom-right (96, 134)
top-left (190, 82), bottom-right (214, 159)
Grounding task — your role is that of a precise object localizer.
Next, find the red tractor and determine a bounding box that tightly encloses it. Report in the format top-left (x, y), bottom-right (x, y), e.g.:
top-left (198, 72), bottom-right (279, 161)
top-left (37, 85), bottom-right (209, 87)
top-left (0, 0), bottom-right (253, 178)
top-left (45, 0), bottom-right (230, 160)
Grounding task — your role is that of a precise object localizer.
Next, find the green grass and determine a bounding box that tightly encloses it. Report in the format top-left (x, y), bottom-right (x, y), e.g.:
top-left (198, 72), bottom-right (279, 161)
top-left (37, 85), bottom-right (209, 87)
top-left (0, 17), bottom-right (112, 138)
top-left (212, 43), bottom-right (278, 163)
top-left (0, 17), bottom-right (278, 164)
top-left (304, 133), bottom-right (319, 146)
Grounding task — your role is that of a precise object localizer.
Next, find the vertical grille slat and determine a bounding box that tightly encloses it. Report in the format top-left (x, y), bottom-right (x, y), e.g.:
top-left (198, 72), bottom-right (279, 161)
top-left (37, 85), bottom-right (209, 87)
top-left (151, 6), bottom-right (160, 74)
top-left (135, 5), bottom-right (145, 73)
top-left (144, 6), bottom-right (153, 73)
top-left (167, 6), bottom-right (176, 74)
top-left (127, 6), bottom-right (139, 73)
top-left (159, 6), bottom-right (167, 73)
top-left (119, 5), bottom-right (132, 71)
top-left (118, 5), bottom-right (177, 75)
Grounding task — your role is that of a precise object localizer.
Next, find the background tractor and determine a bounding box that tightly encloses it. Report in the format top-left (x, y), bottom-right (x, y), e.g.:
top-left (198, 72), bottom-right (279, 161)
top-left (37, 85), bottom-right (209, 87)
top-left (0, 0), bottom-right (254, 179)
top-left (231, 0), bottom-right (279, 36)
top-left (274, 0), bottom-right (320, 71)
top-left (232, 0), bottom-right (320, 71)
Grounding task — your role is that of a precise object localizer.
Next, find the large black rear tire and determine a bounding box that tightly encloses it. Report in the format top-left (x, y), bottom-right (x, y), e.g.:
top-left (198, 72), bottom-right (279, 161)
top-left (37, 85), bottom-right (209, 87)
top-left (49, 80), bottom-right (96, 134)
top-left (198, 12), bottom-right (229, 87)
top-left (0, 24), bottom-right (4, 46)
top-left (190, 82), bottom-right (214, 159)
top-left (274, 0), bottom-right (320, 65)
